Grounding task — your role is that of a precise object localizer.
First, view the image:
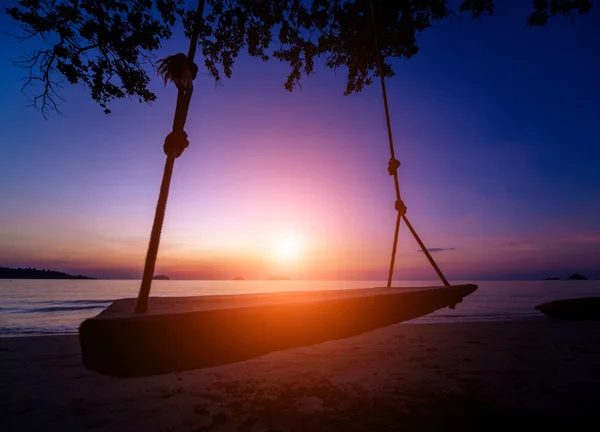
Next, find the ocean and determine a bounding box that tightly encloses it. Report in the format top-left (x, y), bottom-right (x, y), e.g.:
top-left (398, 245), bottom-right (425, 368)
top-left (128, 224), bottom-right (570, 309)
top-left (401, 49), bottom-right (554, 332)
top-left (0, 279), bottom-right (598, 336)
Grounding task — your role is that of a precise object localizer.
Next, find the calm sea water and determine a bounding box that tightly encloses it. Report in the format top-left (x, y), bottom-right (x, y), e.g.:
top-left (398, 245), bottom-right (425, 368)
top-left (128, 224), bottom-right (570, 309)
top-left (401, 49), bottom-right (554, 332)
top-left (0, 280), bottom-right (599, 336)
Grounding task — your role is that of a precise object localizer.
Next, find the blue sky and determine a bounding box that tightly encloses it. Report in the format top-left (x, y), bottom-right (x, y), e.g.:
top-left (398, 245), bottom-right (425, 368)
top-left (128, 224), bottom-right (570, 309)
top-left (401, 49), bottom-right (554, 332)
top-left (0, 1), bottom-right (598, 280)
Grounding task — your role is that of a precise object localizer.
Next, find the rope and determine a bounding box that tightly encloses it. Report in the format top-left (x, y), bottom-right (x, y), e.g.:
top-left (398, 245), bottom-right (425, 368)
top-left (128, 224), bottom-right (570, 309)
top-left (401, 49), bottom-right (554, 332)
top-left (135, 0), bottom-right (206, 314)
top-left (368, 0), bottom-right (450, 288)
top-left (403, 215), bottom-right (450, 286)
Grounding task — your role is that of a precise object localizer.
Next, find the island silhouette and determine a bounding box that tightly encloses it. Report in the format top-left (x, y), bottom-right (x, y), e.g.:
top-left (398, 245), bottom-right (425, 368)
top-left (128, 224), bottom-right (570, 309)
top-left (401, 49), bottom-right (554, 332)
top-left (0, 267), bottom-right (95, 279)
top-left (542, 274), bottom-right (589, 281)
top-left (152, 275), bottom-right (170, 280)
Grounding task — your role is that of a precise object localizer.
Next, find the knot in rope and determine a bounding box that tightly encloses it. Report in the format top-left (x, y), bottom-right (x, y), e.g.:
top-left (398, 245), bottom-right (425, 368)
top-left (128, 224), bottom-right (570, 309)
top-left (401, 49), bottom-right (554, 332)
top-left (387, 158), bottom-right (401, 176)
top-left (395, 199), bottom-right (407, 216)
top-left (163, 130), bottom-right (189, 158)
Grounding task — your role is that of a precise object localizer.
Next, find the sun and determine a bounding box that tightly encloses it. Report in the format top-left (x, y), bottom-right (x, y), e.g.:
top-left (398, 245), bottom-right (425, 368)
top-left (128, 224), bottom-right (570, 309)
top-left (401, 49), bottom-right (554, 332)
top-left (272, 231), bottom-right (303, 262)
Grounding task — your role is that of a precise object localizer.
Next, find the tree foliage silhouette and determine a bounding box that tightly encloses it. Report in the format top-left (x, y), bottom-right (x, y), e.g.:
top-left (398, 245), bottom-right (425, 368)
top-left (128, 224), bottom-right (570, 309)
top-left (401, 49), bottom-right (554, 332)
top-left (6, 0), bottom-right (593, 116)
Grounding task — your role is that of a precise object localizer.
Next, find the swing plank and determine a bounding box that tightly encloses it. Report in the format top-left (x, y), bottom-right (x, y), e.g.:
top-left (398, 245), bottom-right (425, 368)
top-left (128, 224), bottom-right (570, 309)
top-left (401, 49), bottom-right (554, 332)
top-left (79, 284), bottom-right (477, 377)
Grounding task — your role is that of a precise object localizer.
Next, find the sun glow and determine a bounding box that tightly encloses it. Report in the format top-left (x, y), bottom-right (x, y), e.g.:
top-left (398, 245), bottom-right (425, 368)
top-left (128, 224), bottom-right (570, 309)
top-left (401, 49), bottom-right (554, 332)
top-left (272, 231), bottom-right (304, 262)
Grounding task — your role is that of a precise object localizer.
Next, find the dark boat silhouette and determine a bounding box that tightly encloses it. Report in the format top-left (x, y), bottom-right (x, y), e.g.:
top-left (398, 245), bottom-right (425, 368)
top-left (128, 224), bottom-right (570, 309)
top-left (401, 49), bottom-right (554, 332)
top-left (535, 297), bottom-right (600, 320)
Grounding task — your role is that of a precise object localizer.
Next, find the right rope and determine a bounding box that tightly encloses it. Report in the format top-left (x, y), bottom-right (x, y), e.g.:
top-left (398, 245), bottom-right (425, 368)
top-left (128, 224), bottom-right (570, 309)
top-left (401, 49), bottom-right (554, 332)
top-left (368, 0), bottom-right (450, 288)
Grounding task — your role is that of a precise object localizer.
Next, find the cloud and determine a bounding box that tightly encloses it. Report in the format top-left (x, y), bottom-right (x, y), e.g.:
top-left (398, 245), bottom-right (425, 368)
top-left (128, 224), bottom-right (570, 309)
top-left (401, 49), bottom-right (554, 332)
top-left (417, 247), bottom-right (456, 253)
top-left (570, 235), bottom-right (600, 244)
top-left (501, 241), bottom-right (537, 251)
top-left (503, 241), bottom-right (525, 247)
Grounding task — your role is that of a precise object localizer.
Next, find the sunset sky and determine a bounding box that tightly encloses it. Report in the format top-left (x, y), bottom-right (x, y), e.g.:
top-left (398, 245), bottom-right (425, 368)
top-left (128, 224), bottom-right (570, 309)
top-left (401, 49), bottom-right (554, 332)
top-left (1, 1), bottom-right (599, 281)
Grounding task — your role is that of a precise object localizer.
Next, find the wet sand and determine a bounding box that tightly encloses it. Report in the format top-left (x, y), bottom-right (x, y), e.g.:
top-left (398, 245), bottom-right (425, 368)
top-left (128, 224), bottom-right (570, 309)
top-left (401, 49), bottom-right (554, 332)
top-left (2, 319), bottom-right (600, 431)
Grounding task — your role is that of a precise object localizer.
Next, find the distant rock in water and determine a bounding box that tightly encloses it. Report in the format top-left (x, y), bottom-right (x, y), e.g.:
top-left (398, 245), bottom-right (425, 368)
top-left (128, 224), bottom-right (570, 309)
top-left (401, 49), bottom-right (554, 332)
top-left (233, 276), bottom-right (245, 281)
top-left (153, 275), bottom-right (170, 280)
top-left (267, 276), bottom-right (290, 280)
top-left (0, 266), bottom-right (95, 279)
top-left (567, 274), bottom-right (588, 280)
top-left (543, 277), bottom-right (560, 280)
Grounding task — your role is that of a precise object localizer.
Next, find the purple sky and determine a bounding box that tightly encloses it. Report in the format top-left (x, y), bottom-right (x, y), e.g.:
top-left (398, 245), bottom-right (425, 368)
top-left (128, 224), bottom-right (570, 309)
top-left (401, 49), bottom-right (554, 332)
top-left (1, 2), bottom-right (599, 280)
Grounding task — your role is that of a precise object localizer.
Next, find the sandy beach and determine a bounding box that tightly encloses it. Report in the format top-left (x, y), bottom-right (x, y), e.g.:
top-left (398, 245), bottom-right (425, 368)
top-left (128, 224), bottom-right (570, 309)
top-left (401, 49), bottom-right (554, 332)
top-left (2, 319), bottom-right (600, 431)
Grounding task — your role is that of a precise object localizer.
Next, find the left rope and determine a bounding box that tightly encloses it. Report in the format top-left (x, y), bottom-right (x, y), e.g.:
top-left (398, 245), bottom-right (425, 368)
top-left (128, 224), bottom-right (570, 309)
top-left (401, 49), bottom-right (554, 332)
top-left (135, 0), bottom-right (206, 314)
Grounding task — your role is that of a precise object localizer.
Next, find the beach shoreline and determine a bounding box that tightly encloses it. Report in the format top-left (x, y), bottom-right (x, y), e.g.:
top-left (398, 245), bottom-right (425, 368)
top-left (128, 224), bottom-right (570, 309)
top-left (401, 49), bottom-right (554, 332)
top-left (2, 319), bottom-right (600, 431)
